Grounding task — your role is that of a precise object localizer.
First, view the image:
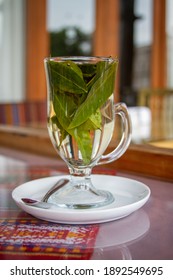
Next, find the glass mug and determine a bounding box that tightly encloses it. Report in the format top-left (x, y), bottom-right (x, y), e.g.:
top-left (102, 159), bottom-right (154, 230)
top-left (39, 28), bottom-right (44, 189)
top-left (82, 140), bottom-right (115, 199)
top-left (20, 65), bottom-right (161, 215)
top-left (44, 56), bottom-right (131, 209)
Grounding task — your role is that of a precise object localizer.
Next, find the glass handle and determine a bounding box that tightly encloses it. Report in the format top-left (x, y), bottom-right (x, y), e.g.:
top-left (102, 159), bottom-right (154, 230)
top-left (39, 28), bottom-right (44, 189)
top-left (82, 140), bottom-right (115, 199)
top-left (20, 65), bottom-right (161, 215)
top-left (97, 102), bottom-right (132, 165)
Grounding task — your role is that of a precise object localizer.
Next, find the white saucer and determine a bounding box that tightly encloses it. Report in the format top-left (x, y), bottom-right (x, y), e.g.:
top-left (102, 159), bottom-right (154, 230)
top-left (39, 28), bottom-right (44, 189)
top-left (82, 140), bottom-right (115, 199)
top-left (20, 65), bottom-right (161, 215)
top-left (12, 175), bottom-right (151, 224)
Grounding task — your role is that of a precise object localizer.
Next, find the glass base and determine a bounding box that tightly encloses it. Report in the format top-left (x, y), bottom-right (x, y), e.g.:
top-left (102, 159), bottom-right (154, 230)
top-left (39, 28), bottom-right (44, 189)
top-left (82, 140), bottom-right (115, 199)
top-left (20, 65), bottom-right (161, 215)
top-left (48, 179), bottom-right (115, 209)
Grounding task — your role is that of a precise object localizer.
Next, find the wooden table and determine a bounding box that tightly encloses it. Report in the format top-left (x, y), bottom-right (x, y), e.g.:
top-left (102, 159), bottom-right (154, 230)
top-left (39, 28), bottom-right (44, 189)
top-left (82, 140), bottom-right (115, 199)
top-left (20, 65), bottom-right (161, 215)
top-left (0, 147), bottom-right (173, 260)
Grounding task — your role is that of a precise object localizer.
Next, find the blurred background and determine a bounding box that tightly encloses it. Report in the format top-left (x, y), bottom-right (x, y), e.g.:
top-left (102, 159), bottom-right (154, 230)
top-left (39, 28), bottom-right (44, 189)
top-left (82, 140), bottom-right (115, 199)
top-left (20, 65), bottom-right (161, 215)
top-left (0, 0), bottom-right (172, 146)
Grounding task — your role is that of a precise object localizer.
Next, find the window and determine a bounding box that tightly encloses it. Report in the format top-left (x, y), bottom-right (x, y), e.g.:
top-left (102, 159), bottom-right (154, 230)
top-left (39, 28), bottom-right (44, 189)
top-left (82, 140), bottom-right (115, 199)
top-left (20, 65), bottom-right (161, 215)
top-left (0, 0), bottom-right (25, 103)
top-left (47, 0), bottom-right (95, 56)
top-left (133, 0), bottom-right (153, 91)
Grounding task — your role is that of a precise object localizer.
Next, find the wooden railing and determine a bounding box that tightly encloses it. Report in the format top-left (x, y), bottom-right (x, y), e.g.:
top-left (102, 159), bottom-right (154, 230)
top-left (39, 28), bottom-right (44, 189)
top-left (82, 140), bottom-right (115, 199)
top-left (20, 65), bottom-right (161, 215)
top-left (0, 125), bottom-right (172, 181)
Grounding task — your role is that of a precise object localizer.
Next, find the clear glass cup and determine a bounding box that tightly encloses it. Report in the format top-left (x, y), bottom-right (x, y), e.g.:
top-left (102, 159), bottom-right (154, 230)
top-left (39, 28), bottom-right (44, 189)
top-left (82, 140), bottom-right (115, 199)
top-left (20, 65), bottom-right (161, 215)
top-left (44, 56), bottom-right (131, 209)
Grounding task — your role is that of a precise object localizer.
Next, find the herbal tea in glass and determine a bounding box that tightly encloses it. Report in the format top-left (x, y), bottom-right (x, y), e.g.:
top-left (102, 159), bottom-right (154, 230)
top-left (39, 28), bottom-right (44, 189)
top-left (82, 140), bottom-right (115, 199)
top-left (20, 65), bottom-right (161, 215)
top-left (44, 56), bottom-right (131, 209)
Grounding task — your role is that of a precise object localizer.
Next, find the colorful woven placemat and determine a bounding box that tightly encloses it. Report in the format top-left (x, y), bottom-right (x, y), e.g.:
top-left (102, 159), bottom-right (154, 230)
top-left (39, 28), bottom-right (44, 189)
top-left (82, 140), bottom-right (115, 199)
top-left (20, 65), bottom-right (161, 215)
top-left (0, 218), bottom-right (99, 260)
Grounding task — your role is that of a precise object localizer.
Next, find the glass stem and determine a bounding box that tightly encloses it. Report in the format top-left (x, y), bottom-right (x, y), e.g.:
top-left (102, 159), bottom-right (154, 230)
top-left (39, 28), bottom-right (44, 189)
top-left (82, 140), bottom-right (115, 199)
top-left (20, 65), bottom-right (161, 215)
top-left (68, 166), bottom-right (95, 191)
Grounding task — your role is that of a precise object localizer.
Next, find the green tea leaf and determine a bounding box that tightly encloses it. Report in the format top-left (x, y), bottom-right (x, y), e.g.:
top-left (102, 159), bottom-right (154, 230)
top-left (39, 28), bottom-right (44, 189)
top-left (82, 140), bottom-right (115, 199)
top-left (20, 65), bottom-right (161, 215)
top-left (89, 109), bottom-right (102, 129)
top-left (53, 93), bottom-right (76, 130)
top-left (48, 58), bottom-right (117, 165)
top-left (86, 61), bottom-right (110, 91)
top-left (73, 128), bottom-right (92, 164)
top-left (68, 61), bottom-right (117, 129)
top-left (53, 93), bottom-right (92, 164)
top-left (48, 60), bottom-right (88, 94)
top-left (50, 115), bottom-right (68, 145)
top-left (78, 63), bottom-right (97, 83)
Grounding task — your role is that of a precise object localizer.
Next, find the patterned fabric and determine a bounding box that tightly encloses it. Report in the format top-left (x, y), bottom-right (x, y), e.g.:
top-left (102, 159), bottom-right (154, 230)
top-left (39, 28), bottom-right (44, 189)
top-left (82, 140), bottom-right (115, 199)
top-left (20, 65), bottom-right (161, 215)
top-left (0, 218), bottom-right (99, 260)
top-left (0, 101), bottom-right (46, 126)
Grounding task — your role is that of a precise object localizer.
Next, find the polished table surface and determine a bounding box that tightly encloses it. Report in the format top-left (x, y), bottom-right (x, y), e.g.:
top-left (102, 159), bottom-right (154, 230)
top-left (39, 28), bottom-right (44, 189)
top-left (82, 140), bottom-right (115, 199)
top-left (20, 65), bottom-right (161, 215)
top-left (0, 147), bottom-right (173, 260)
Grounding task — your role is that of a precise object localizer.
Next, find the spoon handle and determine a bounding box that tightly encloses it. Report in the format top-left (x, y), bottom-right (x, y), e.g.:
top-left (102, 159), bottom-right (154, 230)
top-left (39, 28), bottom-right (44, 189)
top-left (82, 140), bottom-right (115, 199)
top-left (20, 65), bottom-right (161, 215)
top-left (42, 178), bottom-right (69, 202)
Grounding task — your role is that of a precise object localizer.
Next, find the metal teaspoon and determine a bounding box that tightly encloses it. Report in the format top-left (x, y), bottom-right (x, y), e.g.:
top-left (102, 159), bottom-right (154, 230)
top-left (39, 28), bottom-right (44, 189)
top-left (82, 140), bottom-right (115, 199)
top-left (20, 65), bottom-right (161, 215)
top-left (21, 178), bottom-right (69, 209)
top-left (21, 198), bottom-right (55, 209)
top-left (41, 178), bottom-right (69, 202)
